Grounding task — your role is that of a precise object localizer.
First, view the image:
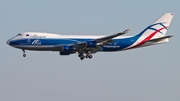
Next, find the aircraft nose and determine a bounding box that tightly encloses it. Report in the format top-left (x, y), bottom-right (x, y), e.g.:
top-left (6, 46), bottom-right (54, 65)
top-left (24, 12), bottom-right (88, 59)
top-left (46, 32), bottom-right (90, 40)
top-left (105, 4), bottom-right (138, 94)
top-left (6, 40), bottom-right (10, 45)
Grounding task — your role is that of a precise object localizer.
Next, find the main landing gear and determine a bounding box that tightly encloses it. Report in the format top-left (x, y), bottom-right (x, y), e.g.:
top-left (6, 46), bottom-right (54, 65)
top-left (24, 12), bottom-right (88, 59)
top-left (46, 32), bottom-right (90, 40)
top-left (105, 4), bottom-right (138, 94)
top-left (78, 52), bottom-right (93, 60)
top-left (22, 49), bottom-right (26, 57)
top-left (78, 53), bottom-right (85, 60)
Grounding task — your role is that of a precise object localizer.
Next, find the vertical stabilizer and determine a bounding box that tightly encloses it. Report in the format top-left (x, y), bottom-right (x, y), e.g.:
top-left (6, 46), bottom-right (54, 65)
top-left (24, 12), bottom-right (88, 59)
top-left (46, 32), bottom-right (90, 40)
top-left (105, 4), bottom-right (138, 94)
top-left (137, 13), bottom-right (174, 38)
top-left (152, 13), bottom-right (174, 37)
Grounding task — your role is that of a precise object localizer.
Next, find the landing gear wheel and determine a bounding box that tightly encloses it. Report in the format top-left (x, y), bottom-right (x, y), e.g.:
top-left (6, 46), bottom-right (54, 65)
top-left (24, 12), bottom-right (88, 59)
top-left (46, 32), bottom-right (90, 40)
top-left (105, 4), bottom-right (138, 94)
top-left (80, 57), bottom-right (84, 60)
top-left (88, 55), bottom-right (93, 59)
top-left (80, 55), bottom-right (85, 60)
top-left (78, 54), bottom-right (82, 57)
top-left (23, 54), bottom-right (26, 57)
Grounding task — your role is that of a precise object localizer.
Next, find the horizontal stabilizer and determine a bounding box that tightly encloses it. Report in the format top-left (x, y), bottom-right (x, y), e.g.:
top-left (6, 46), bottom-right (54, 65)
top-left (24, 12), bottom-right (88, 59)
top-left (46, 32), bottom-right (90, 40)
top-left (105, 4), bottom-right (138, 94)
top-left (146, 35), bottom-right (173, 42)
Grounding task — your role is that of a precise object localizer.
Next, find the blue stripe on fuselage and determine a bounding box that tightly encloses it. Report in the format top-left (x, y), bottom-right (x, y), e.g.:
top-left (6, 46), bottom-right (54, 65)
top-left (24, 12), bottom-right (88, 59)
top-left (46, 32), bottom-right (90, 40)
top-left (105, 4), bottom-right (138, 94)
top-left (10, 35), bottom-right (141, 51)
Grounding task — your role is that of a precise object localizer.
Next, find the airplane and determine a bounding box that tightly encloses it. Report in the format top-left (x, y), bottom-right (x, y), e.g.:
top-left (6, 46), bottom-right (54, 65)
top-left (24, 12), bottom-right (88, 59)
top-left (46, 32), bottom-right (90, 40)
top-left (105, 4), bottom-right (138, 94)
top-left (6, 13), bottom-right (174, 60)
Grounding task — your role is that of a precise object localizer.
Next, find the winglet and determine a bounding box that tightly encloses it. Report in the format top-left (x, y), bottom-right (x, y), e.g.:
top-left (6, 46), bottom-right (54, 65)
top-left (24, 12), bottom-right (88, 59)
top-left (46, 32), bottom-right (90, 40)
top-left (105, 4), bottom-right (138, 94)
top-left (123, 28), bottom-right (131, 34)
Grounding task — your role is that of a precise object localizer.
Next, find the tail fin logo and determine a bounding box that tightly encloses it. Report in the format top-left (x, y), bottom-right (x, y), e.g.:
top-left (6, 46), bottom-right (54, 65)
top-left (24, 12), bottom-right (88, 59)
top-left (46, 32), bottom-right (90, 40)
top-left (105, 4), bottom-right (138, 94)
top-left (137, 22), bottom-right (169, 37)
top-left (147, 22), bottom-right (168, 35)
top-left (129, 22), bottom-right (169, 49)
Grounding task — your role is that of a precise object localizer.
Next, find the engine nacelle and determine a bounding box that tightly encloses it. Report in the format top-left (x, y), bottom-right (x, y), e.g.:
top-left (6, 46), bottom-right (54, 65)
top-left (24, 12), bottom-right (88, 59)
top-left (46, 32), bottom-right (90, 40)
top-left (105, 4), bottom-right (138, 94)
top-left (86, 41), bottom-right (97, 48)
top-left (60, 52), bottom-right (71, 55)
top-left (62, 46), bottom-right (74, 52)
top-left (59, 46), bottom-right (75, 55)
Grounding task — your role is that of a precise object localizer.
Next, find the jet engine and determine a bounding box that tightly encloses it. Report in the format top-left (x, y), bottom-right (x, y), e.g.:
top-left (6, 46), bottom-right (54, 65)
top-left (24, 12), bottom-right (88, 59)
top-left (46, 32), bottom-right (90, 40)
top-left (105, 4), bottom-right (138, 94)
top-left (86, 41), bottom-right (97, 48)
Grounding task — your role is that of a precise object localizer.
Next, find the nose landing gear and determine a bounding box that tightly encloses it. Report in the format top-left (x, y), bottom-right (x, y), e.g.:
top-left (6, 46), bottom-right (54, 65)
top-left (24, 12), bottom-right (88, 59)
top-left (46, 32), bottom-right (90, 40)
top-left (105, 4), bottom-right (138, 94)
top-left (22, 49), bottom-right (26, 57)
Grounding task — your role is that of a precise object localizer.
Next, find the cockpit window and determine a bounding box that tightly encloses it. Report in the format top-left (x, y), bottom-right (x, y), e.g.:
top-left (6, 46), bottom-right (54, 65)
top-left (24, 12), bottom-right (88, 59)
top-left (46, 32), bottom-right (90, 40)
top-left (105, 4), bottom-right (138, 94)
top-left (26, 34), bottom-right (29, 36)
top-left (17, 34), bottom-right (22, 36)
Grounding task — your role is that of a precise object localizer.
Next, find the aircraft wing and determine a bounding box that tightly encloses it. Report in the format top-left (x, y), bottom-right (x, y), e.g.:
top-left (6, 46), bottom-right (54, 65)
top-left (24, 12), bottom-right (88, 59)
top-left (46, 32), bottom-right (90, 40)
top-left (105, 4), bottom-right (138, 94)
top-left (53, 28), bottom-right (131, 52)
top-left (73, 28), bottom-right (131, 48)
top-left (96, 28), bottom-right (131, 43)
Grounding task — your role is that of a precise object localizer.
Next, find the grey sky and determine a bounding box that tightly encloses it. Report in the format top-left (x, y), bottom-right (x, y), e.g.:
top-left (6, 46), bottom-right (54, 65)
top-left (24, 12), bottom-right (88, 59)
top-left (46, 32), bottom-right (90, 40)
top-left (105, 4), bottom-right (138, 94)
top-left (1, 0), bottom-right (180, 101)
